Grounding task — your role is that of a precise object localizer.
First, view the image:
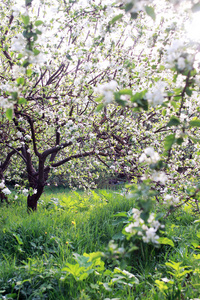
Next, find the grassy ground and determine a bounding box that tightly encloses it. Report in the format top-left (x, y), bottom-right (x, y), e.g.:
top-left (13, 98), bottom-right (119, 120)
top-left (0, 187), bottom-right (200, 299)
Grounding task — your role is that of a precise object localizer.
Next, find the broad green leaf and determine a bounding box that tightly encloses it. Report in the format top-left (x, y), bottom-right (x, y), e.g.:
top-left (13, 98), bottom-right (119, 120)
top-left (26, 69), bottom-right (32, 76)
top-left (25, 0), bottom-right (33, 6)
top-left (112, 232), bottom-right (125, 240)
top-left (166, 116), bottom-right (180, 127)
top-left (118, 88), bottom-right (133, 96)
top-left (18, 97), bottom-right (27, 104)
top-left (125, 2), bottom-right (133, 12)
top-left (21, 15), bottom-right (30, 25)
top-left (189, 119), bottom-right (200, 127)
top-left (6, 108), bottom-right (13, 120)
top-left (131, 90), bottom-right (147, 102)
top-left (16, 77), bottom-right (25, 85)
top-left (35, 20), bottom-right (43, 26)
top-left (33, 48), bottom-right (40, 56)
top-left (22, 60), bottom-right (30, 68)
top-left (185, 87), bottom-right (192, 96)
top-left (176, 137), bottom-right (184, 145)
top-left (130, 12), bottom-right (138, 19)
top-left (11, 92), bottom-right (18, 100)
top-left (110, 14), bottom-right (123, 25)
top-left (158, 237), bottom-right (174, 247)
top-left (164, 134), bottom-right (175, 151)
top-left (145, 6), bottom-right (156, 21)
top-left (96, 103), bottom-right (104, 112)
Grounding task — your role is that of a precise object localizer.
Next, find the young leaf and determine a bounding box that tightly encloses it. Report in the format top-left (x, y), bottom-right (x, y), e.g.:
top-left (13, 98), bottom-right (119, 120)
top-left (35, 20), bottom-right (43, 26)
top-left (166, 116), bottom-right (180, 127)
top-left (18, 97), bottom-right (27, 104)
top-left (110, 14), bottom-right (123, 25)
top-left (21, 15), bottom-right (30, 25)
top-left (189, 119), bottom-right (200, 127)
top-left (6, 108), bottom-right (13, 120)
top-left (164, 134), bottom-right (175, 151)
top-left (145, 6), bottom-right (156, 21)
top-left (158, 237), bottom-right (174, 247)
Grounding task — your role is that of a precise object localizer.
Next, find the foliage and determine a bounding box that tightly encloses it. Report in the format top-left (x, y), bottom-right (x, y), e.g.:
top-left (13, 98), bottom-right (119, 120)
top-left (0, 189), bottom-right (200, 299)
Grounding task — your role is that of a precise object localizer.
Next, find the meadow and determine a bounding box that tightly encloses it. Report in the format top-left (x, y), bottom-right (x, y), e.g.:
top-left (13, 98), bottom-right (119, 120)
top-left (0, 187), bottom-right (200, 300)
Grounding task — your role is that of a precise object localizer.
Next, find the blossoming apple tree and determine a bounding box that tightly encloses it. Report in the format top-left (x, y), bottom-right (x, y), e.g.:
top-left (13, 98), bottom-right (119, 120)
top-left (0, 0), bottom-right (200, 214)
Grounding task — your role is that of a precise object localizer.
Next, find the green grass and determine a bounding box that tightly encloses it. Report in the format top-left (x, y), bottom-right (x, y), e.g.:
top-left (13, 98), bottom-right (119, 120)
top-left (0, 188), bottom-right (200, 299)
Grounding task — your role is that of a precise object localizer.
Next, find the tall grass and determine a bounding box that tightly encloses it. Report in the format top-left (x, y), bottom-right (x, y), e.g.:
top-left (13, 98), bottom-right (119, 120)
top-left (0, 188), bottom-right (200, 299)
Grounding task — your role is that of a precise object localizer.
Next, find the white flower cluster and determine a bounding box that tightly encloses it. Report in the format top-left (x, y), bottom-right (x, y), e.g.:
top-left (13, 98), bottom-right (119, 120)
top-left (0, 96), bottom-right (13, 109)
top-left (139, 147), bottom-right (160, 164)
top-left (10, 30), bottom-right (46, 66)
top-left (0, 180), bottom-right (11, 195)
top-left (145, 81), bottom-right (167, 106)
top-left (151, 171), bottom-right (168, 184)
top-left (95, 80), bottom-right (118, 104)
top-left (125, 208), bottom-right (164, 244)
top-left (163, 194), bottom-right (179, 206)
top-left (165, 40), bottom-right (194, 72)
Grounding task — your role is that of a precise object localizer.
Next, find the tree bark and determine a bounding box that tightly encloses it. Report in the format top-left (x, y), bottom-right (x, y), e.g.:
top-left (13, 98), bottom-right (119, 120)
top-left (0, 168), bottom-right (8, 203)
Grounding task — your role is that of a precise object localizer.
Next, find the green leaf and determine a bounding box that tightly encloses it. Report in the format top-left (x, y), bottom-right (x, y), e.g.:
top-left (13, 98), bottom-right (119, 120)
top-left (112, 232), bottom-right (125, 241)
top-left (131, 90), bottom-right (147, 102)
top-left (118, 88), bottom-right (133, 96)
top-left (25, 0), bottom-right (33, 6)
top-left (33, 48), bottom-right (40, 56)
top-left (166, 116), bottom-right (180, 127)
top-left (125, 2), bottom-right (133, 12)
top-left (164, 134), bottom-right (175, 151)
top-left (16, 77), bottom-right (25, 85)
top-left (192, 2), bottom-right (200, 12)
top-left (18, 97), bottom-right (27, 104)
top-left (21, 15), bottom-right (30, 25)
top-left (26, 69), bottom-right (32, 76)
top-left (35, 20), bottom-right (43, 26)
top-left (145, 6), bottom-right (156, 21)
top-left (66, 54), bottom-right (72, 60)
top-left (96, 103), bottom-right (104, 112)
top-left (158, 237), bottom-right (174, 247)
top-left (13, 233), bottom-right (23, 245)
top-left (130, 12), bottom-right (138, 19)
top-left (11, 92), bottom-right (18, 100)
top-left (6, 108), bottom-right (13, 120)
top-left (110, 14), bottom-right (123, 25)
top-left (176, 137), bottom-right (184, 145)
top-left (22, 60), bottom-right (30, 68)
top-left (185, 87), bottom-right (192, 96)
top-left (189, 119), bottom-right (200, 127)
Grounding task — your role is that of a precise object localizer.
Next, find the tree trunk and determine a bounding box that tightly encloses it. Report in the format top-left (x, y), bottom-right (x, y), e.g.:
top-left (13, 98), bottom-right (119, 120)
top-left (27, 183), bottom-right (44, 212)
top-left (0, 169), bottom-right (8, 204)
top-left (0, 191), bottom-right (8, 203)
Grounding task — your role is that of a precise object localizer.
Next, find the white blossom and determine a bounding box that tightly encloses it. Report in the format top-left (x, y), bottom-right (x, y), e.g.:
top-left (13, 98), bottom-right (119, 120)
top-left (22, 188), bottom-right (29, 196)
top-left (2, 187), bottom-right (11, 195)
top-left (151, 171), bottom-right (168, 184)
top-left (95, 80), bottom-right (118, 104)
top-left (139, 147), bottom-right (160, 164)
top-left (177, 57), bottom-right (186, 70)
top-left (0, 181), bottom-right (5, 189)
top-left (142, 227), bottom-right (159, 244)
top-left (16, 131), bottom-right (23, 138)
top-left (145, 81), bottom-right (167, 106)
